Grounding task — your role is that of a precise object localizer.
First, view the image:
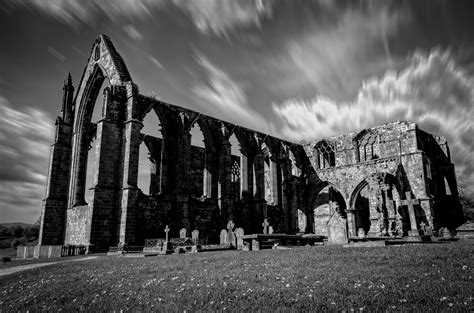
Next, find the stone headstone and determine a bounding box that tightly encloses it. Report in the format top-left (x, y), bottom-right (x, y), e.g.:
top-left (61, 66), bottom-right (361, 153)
top-left (235, 228), bottom-right (244, 250)
top-left (179, 228), bottom-right (187, 239)
top-left (298, 209), bottom-right (307, 233)
top-left (268, 226), bottom-right (274, 235)
top-left (327, 213), bottom-right (348, 244)
top-left (440, 227), bottom-right (452, 239)
top-left (357, 228), bottom-right (365, 239)
top-left (227, 230), bottom-right (236, 247)
top-left (220, 229), bottom-right (228, 245)
top-left (191, 229), bottom-right (199, 243)
top-left (262, 219), bottom-right (270, 234)
top-left (227, 220), bottom-right (235, 232)
top-left (425, 225), bottom-right (433, 237)
top-left (164, 225), bottom-right (170, 242)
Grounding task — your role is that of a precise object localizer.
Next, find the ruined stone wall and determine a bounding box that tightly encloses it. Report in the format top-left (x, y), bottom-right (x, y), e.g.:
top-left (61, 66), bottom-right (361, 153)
top-left (41, 35), bottom-right (464, 251)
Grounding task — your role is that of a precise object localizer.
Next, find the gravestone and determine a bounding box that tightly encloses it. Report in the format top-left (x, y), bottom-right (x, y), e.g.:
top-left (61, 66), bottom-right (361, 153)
top-left (357, 228), bottom-right (365, 239)
top-left (401, 192), bottom-right (420, 237)
top-left (191, 229), bottom-right (199, 243)
top-left (440, 227), bottom-right (452, 239)
top-left (162, 225), bottom-right (173, 254)
top-left (235, 228), bottom-right (245, 250)
top-left (179, 228), bottom-right (187, 239)
top-left (220, 229), bottom-right (228, 245)
top-left (262, 219), bottom-right (270, 234)
top-left (327, 213), bottom-right (348, 244)
top-left (227, 220), bottom-right (236, 247)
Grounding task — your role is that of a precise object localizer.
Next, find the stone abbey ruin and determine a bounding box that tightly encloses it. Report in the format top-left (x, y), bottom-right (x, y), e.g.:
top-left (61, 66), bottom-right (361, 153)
top-left (38, 35), bottom-right (464, 252)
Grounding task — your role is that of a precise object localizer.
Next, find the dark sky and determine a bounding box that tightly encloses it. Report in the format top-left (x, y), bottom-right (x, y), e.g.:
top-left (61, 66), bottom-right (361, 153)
top-left (0, 0), bottom-right (473, 222)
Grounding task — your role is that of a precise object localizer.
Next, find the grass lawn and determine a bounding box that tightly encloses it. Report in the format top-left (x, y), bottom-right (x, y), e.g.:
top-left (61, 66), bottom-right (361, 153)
top-left (1, 241), bottom-right (473, 311)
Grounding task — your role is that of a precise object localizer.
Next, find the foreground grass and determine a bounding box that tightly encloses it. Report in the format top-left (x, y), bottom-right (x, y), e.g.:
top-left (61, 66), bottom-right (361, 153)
top-left (1, 241), bottom-right (473, 311)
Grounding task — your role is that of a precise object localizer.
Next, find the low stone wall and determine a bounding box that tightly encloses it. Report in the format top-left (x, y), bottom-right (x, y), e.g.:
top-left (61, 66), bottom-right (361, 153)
top-left (16, 245), bottom-right (86, 259)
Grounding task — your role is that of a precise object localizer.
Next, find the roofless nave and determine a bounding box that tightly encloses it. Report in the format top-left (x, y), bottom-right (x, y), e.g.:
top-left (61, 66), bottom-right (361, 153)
top-left (38, 35), bottom-right (464, 252)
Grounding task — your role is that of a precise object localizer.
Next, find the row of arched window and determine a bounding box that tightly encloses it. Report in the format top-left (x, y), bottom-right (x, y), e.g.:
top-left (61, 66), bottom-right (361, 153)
top-left (314, 132), bottom-right (381, 169)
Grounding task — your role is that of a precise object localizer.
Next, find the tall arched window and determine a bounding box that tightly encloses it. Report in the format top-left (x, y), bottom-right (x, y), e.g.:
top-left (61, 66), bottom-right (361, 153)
top-left (314, 141), bottom-right (335, 169)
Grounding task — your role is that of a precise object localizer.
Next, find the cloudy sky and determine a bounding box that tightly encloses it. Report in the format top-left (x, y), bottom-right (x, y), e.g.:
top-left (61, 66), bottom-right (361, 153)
top-left (0, 0), bottom-right (473, 223)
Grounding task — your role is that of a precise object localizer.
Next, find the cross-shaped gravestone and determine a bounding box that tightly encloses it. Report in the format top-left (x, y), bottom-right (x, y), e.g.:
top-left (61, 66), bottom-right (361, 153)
top-left (227, 220), bottom-right (235, 232)
top-left (164, 225), bottom-right (170, 242)
top-left (262, 219), bottom-right (270, 234)
top-left (401, 191), bottom-right (419, 234)
top-left (420, 222), bottom-right (426, 233)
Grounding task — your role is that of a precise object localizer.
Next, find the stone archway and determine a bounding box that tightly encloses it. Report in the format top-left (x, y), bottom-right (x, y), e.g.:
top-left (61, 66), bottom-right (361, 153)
top-left (349, 173), bottom-right (403, 237)
top-left (309, 181), bottom-right (348, 236)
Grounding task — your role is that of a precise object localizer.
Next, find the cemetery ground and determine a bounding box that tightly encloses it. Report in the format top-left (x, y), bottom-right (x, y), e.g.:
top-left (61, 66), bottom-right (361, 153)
top-left (0, 241), bottom-right (473, 311)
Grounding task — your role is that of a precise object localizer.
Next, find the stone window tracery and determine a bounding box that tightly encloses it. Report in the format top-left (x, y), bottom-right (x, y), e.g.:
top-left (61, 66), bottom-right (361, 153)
top-left (231, 160), bottom-right (240, 182)
top-left (358, 133), bottom-right (379, 162)
top-left (231, 160), bottom-right (240, 201)
top-left (314, 141), bottom-right (335, 169)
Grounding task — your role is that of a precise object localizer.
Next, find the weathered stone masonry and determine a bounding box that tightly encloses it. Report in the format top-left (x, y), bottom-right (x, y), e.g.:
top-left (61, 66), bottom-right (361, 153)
top-left (39, 35), bottom-right (464, 251)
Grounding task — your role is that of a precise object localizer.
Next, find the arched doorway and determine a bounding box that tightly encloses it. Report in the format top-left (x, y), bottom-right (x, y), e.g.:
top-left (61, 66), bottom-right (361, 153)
top-left (304, 182), bottom-right (347, 236)
top-left (350, 174), bottom-right (403, 237)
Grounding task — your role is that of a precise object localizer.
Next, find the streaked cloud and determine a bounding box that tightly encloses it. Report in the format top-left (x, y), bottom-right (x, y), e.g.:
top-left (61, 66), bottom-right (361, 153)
top-left (148, 55), bottom-right (164, 69)
top-left (47, 46), bottom-right (66, 62)
top-left (273, 49), bottom-right (474, 193)
top-left (193, 53), bottom-right (269, 132)
top-left (11, 0), bottom-right (163, 26)
top-left (0, 97), bottom-right (54, 222)
top-left (123, 25), bottom-right (143, 41)
top-left (172, 0), bottom-right (273, 36)
top-left (267, 5), bottom-right (410, 101)
top-left (11, 0), bottom-right (272, 36)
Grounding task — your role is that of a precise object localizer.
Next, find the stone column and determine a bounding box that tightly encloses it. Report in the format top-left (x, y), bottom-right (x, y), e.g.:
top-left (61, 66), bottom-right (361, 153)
top-left (39, 119), bottom-right (73, 245)
top-left (69, 125), bottom-right (90, 207)
top-left (88, 87), bottom-right (123, 250)
top-left (203, 149), bottom-right (214, 198)
top-left (280, 160), bottom-right (290, 233)
top-left (269, 157), bottom-right (279, 206)
top-left (346, 209), bottom-right (357, 238)
top-left (176, 130), bottom-right (192, 231)
top-left (367, 187), bottom-right (381, 236)
top-left (218, 140), bottom-right (232, 223)
top-left (119, 83), bottom-right (141, 246)
top-left (240, 152), bottom-right (249, 198)
top-left (253, 152), bottom-right (265, 232)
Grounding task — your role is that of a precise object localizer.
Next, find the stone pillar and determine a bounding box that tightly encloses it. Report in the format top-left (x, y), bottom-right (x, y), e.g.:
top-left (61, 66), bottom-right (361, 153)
top-left (69, 125), bottom-right (91, 207)
top-left (119, 83), bottom-right (141, 246)
top-left (306, 209), bottom-right (315, 234)
top-left (176, 130), bottom-right (192, 231)
top-left (280, 160), bottom-right (290, 233)
top-left (218, 141), bottom-right (232, 223)
top-left (88, 87), bottom-right (123, 250)
top-left (240, 153), bottom-right (249, 198)
top-left (253, 152), bottom-right (265, 232)
top-left (203, 149), bottom-right (214, 198)
top-left (39, 118), bottom-right (73, 245)
top-left (269, 157), bottom-right (279, 206)
top-left (346, 209), bottom-right (357, 238)
top-left (367, 187), bottom-right (381, 236)
top-left (159, 133), bottom-right (174, 194)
